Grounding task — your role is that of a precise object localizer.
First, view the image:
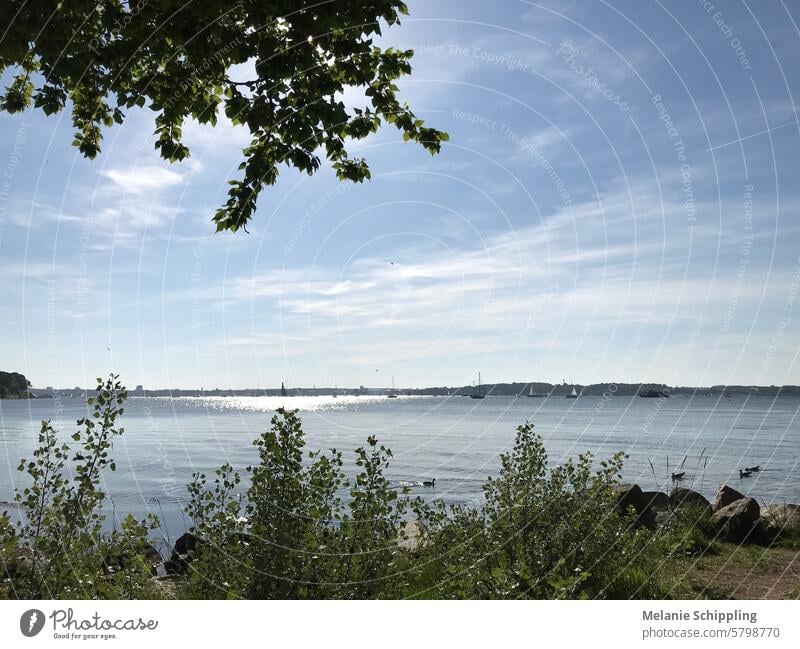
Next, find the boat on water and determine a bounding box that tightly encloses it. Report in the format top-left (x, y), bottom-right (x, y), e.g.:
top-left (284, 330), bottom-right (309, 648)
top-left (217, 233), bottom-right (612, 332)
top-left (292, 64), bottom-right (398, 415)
top-left (387, 375), bottom-right (398, 398)
top-left (639, 389), bottom-right (669, 398)
top-left (527, 384), bottom-right (545, 397)
top-left (566, 385), bottom-right (578, 399)
top-left (471, 373), bottom-right (485, 399)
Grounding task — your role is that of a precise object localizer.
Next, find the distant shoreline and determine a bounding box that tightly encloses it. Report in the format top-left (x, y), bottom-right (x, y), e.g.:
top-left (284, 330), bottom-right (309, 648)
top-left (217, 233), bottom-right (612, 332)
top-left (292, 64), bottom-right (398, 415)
top-left (22, 382), bottom-right (800, 399)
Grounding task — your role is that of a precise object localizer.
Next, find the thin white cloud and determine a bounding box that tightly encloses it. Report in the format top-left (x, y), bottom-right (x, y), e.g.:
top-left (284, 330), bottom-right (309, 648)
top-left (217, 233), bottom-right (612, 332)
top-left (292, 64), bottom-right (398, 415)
top-left (100, 165), bottom-right (185, 194)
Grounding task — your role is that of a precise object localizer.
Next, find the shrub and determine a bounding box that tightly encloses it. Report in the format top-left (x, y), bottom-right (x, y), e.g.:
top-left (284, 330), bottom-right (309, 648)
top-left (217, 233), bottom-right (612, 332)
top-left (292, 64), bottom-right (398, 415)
top-left (181, 409), bottom-right (412, 599)
top-left (184, 418), bottom-right (675, 599)
top-left (0, 376), bottom-right (162, 599)
top-left (409, 422), bottom-right (671, 599)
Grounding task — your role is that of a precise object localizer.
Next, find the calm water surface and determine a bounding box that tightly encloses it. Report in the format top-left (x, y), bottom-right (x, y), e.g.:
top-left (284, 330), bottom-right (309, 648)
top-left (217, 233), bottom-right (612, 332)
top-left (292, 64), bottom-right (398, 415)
top-left (1, 394), bottom-right (798, 537)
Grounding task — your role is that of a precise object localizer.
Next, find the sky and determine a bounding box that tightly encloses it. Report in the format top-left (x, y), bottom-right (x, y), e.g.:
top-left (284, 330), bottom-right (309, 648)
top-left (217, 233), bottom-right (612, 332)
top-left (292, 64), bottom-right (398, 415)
top-left (1, 0), bottom-right (799, 390)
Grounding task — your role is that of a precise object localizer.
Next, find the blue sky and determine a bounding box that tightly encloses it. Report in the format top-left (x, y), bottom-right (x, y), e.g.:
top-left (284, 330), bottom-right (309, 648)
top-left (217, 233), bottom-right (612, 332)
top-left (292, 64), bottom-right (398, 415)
top-left (1, 0), bottom-right (799, 389)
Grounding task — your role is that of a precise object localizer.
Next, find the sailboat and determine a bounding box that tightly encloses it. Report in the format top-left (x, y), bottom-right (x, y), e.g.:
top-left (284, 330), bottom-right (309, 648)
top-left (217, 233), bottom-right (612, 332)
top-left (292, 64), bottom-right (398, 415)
top-left (528, 384), bottom-right (544, 397)
top-left (387, 375), bottom-right (398, 398)
top-left (566, 385), bottom-right (578, 399)
top-left (471, 373), bottom-right (485, 399)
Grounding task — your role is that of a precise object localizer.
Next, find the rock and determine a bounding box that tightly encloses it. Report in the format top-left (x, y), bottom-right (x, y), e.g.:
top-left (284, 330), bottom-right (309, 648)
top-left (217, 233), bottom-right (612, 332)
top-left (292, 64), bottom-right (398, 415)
top-left (641, 491), bottom-right (669, 513)
top-left (669, 487), bottom-right (711, 511)
top-left (173, 532), bottom-right (200, 556)
top-left (142, 543), bottom-right (163, 576)
top-left (712, 485), bottom-right (745, 513)
top-left (164, 560), bottom-right (183, 576)
top-left (614, 484), bottom-right (663, 528)
top-left (397, 520), bottom-right (422, 551)
top-left (614, 483), bottom-right (648, 514)
top-left (712, 497), bottom-right (760, 541)
top-left (761, 504), bottom-right (800, 533)
top-left (166, 532), bottom-right (203, 575)
top-left (1, 548), bottom-right (34, 580)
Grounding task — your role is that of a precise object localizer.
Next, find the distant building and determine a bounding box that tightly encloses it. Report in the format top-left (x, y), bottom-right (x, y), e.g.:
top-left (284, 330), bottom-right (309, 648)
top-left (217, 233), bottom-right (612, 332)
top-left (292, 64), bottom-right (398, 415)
top-left (135, 385), bottom-right (144, 392)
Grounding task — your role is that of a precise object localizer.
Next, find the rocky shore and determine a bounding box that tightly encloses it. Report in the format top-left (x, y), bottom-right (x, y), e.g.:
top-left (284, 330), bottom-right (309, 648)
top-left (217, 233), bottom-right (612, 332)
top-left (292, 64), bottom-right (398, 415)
top-left (614, 481), bottom-right (799, 542)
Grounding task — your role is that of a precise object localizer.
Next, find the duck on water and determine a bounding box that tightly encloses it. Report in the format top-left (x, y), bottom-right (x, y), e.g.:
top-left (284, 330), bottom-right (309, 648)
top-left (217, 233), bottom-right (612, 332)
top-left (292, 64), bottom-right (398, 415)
top-left (398, 478), bottom-right (436, 488)
top-left (739, 465), bottom-right (761, 479)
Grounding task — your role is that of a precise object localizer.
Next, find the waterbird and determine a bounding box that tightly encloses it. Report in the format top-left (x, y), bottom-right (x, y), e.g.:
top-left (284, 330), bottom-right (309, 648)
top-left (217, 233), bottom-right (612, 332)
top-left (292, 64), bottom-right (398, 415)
top-left (739, 469), bottom-right (753, 479)
top-left (671, 472), bottom-right (685, 481)
top-left (422, 478), bottom-right (436, 487)
top-left (744, 465), bottom-right (760, 472)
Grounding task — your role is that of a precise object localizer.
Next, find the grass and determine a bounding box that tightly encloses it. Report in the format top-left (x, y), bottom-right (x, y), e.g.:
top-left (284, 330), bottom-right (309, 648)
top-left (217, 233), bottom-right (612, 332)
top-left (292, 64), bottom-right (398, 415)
top-left (678, 542), bottom-right (800, 599)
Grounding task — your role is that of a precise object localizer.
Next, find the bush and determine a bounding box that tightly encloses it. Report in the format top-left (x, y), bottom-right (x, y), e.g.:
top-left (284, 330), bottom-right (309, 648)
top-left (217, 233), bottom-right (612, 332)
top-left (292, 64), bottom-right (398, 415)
top-left (658, 504), bottom-right (718, 556)
top-left (0, 376), bottom-right (162, 599)
top-left (181, 409), bottom-right (412, 599)
top-left (183, 418), bottom-right (677, 599)
top-left (409, 422), bottom-right (671, 599)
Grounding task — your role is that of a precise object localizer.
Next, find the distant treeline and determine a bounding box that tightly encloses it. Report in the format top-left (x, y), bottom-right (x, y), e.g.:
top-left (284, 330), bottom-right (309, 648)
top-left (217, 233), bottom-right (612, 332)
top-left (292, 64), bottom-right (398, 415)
top-left (0, 371), bottom-right (30, 399)
top-left (438, 382), bottom-right (800, 397)
top-left (33, 382), bottom-right (800, 398)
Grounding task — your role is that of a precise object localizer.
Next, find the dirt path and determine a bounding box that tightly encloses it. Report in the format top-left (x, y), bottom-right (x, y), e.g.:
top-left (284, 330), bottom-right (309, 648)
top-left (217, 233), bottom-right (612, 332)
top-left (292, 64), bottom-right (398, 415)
top-left (688, 545), bottom-right (800, 599)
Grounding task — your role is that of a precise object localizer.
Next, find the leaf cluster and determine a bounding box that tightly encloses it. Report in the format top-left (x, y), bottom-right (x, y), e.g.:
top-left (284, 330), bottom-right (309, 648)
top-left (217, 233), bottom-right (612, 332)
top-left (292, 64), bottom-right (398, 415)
top-left (0, 1), bottom-right (448, 231)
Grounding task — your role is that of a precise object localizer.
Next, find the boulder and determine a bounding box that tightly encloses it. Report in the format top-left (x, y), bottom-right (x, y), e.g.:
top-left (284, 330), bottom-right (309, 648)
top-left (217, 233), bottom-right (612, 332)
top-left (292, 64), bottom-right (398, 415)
top-left (712, 484), bottom-right (745, 513)
top-left (142, 543), bottom-right (163, 575)
top-left (669, 487), bottom-right (711, 511)
top-left (397, 520), bottom-right (422, 551)
top-left (712, 497), bottom-right (760, 541)
top-left (641, 491), bottom-right (669, 513)
top-left (613, 484), bottom-right (664, 528)
top-left (166, 532), bottom-right (203, 575)
top-left (173, 532), bottom-right (200, 556)
top-left (614, 483), bottom-right (648, 515)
